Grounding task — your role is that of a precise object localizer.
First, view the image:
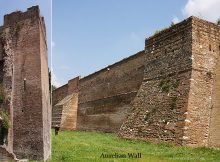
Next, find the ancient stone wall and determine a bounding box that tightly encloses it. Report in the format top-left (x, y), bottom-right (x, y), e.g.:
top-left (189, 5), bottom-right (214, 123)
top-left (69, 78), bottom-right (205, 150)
top-left (78, 51), bottom-right (145, 103)
top-left (52, 77), bottom-right (79, 130)
top-left (119, 17), bottom-right (220, 147)
top-left (53, 51), bottom-right (146, 132)
top-left (0, 23), bottom-right (15, 153)
top-left (0, 39), bottom-right (3, 83)
top-left (119, 18), bottom-right (193, 145)
top-left (52, 16), bottom-right (220, 148)
top-left (68, 77), bottom-right (80, 95)
top-left (0, 6), bottom-right (51, 160)
top-left (76, 51), bottom-right (145, 132)
top-left (39, 15), bottom-right (51, 159)
top-left (52, 84), bottom-right (68, 106)
top-left (60, 93), bottom-right (78, 130)
top-left (184, 17), bottom-right (220, 147)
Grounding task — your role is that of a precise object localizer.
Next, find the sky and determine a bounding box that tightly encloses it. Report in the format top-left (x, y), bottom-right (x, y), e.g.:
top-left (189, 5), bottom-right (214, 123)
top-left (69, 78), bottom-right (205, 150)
top-left (52, 0), bottom-right (220, 87)
top-left (0, 0), bottom-right (51, 66)
top-left (0, 0), bottom-right (219, 87)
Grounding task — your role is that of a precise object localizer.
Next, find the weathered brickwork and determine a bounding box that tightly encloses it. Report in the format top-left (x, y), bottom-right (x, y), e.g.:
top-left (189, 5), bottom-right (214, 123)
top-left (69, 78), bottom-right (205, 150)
top-left (119, 18), bottom-right (193, 145)
top-left (0, 25), bottom-right (15, 153)
top-left (53, 51), bottom-right (145, 132)
top-left (52, 84), bottom-right (68, 106)
top-left (52, 93), bottom-right (78, 130)
top-left (119, 17), bottom-right (220, 147)
top-left (52, 16), bottom-right (220, 148)
top-left (184, 17), bottom-right (220, 147)
top-left (0, 6), bottom-right (51, 160)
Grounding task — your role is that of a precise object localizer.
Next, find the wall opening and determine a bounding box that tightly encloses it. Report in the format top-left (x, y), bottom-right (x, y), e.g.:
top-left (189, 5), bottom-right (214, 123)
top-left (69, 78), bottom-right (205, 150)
top-left (209, 44), bottom-right (212, 51)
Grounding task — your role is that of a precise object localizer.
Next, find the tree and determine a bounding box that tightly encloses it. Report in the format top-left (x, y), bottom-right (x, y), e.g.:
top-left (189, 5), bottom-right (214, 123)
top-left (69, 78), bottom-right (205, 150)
top-left (48, 69), bottom-right (57, 92)
top-left (49, 69), bottom-right (52, 92)
top-left (52, 85), bottom-right (57, 91)
top-left (217, 19), bottom-right (220, 25)
top-left (170, 22), bottom-right (175, 27)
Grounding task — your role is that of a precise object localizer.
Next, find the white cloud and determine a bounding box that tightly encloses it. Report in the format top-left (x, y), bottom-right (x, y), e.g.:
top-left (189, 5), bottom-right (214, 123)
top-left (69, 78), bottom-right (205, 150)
top-left (51, 70), bottom-right (62, 87)
top-left (182, 0), bottom-right (220, 22)
top-left (172, 16), bottom-right (180, 24)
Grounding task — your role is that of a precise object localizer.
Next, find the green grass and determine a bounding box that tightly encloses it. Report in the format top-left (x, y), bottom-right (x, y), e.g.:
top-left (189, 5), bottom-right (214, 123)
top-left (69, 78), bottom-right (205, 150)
top-left (44, 130), bottom-right (220, 162)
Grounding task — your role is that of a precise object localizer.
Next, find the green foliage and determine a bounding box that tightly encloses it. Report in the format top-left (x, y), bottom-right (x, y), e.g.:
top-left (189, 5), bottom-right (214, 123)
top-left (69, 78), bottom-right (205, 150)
top-left (154, 30), bottom-right (162, 35)
top-left (153, 21), bottom-right (175, 36)
top-left (49, 69), bottom-right (51, 90)
top-left (170, 22), bottom-right (175, 27)
top-left (0, 32), bottom-right (5, 39)
top-left (173, 79), bottom-right (180, 88)
top-left (52, 85), bottom-right (57, 91)
top-left (36, 130), bottom-right (220, 162)
top-left (1, 110), bottom-right (10, 129)
top-left (153, 27), bottom-right (168, 35)
top-left (48, 69), bottom-right (57, 92)
top-left (159, 79), bottom-right (181, 93)
top-left (217, 19), bottom-right (220, 25)
top-left (0, 84), bottom-right (6, 104)
top-left (144, 107), bottom-right (158, 123)
top-left (0, 95), bottom-right (4, 104)
top-left (159, 80), bottom-right (171, 92)
top-left (170, 96), bottom-right (178, 110)
top-left (0, 84), bottom-right (10, 129)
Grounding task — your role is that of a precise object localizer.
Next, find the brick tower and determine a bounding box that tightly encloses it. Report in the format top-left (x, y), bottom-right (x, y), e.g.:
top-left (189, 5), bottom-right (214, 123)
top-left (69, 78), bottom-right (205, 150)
top-left (119, 17), bottom-right (220, 148)
top-left (0, 6), bottom-right (51, 160)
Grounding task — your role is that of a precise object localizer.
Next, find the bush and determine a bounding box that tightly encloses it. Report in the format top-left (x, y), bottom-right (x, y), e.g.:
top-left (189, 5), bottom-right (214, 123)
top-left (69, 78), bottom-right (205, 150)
top-left (217, 19), bottom-right (220, 25)
top-left (159, 80), bottom-right (171, 93)
top-left (1, 110), bottom-right (10, 129)
top-left (170, 96), bottom-right (177, 110)
top-left (0, 84), bottom-right (6, 104)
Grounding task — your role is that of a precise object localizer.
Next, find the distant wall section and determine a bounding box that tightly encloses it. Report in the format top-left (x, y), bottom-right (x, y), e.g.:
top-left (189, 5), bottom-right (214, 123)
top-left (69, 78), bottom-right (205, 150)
top-left (53, 51), bottom-right (146, 132)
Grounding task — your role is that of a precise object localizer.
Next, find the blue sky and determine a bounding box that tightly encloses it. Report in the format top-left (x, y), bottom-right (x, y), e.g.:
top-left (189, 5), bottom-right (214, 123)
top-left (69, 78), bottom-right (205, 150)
top-left (52, 0), bottom-right (189, 86)
top-left (0, 0), bottom-right (51, 66)
top-left (1, 0), bottom-right (219, 87)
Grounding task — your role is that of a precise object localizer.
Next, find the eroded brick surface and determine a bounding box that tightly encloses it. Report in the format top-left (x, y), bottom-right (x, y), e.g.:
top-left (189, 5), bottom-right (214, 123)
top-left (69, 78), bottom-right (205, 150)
top-left (120, 17), bottom-right (220, 147)
top-left (53, 16), bottom-right (220, 148)
top-left (0, 6), bottom-right (51, 160)
top-left (53, 51), bottom-right (145, 132)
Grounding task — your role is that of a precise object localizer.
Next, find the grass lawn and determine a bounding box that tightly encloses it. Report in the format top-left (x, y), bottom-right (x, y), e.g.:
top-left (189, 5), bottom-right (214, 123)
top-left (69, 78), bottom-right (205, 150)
top-left (48, 130), bottom-right (220, 162)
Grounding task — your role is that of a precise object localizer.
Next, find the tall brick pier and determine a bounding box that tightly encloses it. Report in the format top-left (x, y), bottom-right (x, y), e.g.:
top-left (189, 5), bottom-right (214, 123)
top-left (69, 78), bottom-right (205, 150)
top-left (0, 6), bottom-right (51, 160)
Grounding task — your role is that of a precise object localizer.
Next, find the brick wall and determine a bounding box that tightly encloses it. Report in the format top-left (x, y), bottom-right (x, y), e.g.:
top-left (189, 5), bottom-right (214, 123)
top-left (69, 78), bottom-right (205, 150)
top-left (52, 16), bottom-right (220, 148)
top-left (39, 15), bottom-right (51, 159)
top-left (0, 25), bottom-right (15, 152)
top-left (119, 18), bottom-right (193, 145)
top-left (52, 84), bottom-right (68, 106)
top-left (60, 93), bottom-right (78, 130)
top-left (184, 17), bottom-right (220, 147)
top-left (53, 51), bottom-right (145, 132)
top-left (0, 40), bottom-right (3, 82)
top-left (119, 17), bottom-right (220, 147)
top-left (0, 6), bottom-right (51, 160)
top-left (78, 51), bottom-right (145, 103)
